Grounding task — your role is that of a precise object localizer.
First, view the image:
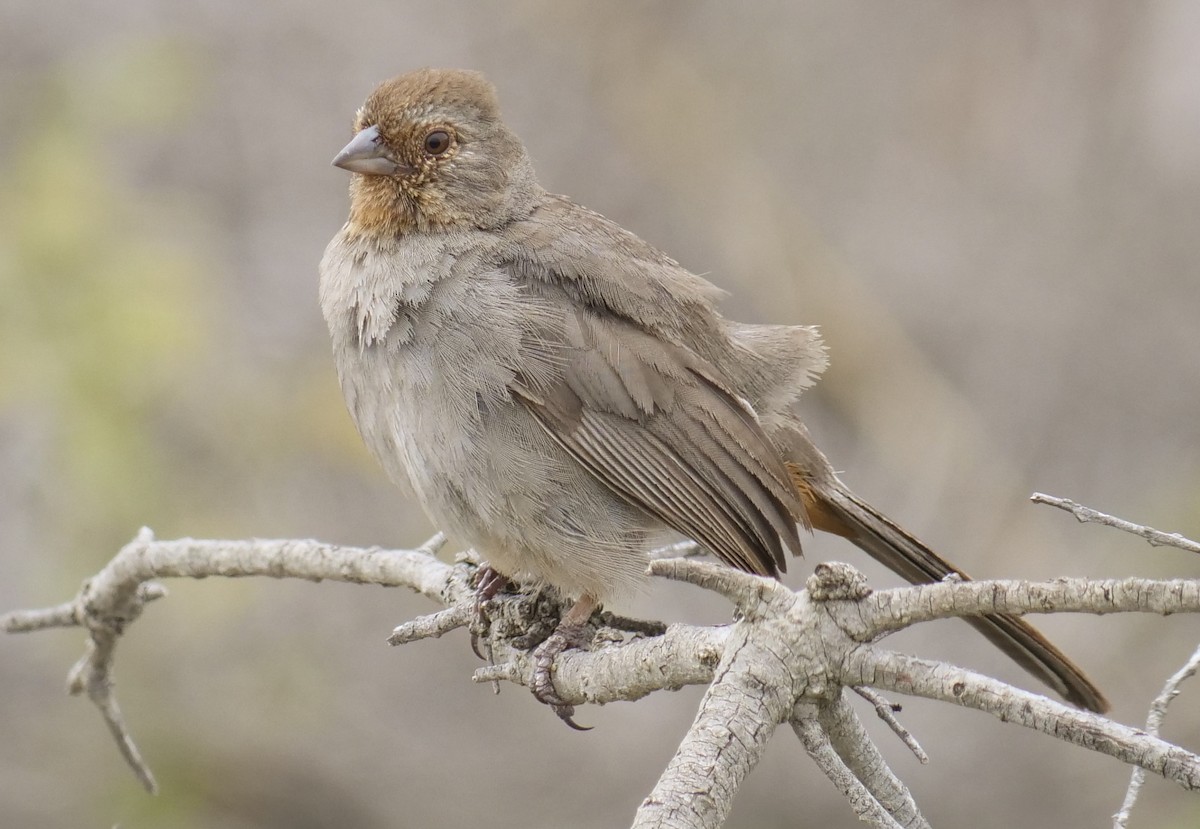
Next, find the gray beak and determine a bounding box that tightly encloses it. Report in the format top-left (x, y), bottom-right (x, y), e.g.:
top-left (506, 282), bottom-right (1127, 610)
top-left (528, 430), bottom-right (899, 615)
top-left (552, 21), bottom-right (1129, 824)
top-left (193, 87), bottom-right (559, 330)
top-left (332, 125), bottom-right (410, 176)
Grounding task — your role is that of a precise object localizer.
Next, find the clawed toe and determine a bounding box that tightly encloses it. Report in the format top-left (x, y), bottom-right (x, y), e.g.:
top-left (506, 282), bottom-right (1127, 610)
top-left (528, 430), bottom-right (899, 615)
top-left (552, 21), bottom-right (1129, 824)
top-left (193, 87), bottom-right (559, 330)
top-left (531, 622), bottom-right (593, 730)
top-left (472, 564), bottom-right (512, 604)
top-left (470, 564), bottom-right (513, 660)
top-left (470, 584), bottom-right (599, 728)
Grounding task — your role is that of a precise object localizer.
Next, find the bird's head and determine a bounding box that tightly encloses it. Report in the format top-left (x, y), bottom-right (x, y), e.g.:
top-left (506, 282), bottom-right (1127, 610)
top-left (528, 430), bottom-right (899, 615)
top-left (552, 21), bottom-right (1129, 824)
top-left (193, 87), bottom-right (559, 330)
top-left (333, 68), bottom-right (541, 237)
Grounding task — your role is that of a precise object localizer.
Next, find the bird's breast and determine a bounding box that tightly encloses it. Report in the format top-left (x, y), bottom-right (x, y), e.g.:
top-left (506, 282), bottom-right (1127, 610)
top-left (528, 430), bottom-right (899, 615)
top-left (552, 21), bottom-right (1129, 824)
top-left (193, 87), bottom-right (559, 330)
top-left (318, 229), bottom-right (548, 497)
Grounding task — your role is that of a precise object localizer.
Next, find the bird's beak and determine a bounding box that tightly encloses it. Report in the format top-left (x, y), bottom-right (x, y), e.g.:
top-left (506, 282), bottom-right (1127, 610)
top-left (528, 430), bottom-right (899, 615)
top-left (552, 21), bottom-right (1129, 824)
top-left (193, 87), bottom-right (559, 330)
top-left (332, 125), bottom-right (411, 176)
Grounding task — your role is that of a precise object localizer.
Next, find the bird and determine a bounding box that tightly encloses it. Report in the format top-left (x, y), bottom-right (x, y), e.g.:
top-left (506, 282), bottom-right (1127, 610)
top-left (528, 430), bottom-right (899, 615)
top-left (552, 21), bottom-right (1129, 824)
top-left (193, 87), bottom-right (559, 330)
top-left (319, 68), bottom-right (1108, 725)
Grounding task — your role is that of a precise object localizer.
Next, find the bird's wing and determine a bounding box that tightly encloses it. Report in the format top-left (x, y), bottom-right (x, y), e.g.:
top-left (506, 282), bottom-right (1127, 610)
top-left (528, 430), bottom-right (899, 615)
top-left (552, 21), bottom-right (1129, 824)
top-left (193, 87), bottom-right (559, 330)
top-left (508, 301), bottom-right (806, 577)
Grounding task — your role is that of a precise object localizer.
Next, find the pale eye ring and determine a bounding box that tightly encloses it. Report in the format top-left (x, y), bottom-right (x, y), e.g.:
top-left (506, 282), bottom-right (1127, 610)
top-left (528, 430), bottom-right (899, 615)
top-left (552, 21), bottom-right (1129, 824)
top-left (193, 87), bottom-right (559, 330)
top-left (423, 130), bottom-right (452, 156)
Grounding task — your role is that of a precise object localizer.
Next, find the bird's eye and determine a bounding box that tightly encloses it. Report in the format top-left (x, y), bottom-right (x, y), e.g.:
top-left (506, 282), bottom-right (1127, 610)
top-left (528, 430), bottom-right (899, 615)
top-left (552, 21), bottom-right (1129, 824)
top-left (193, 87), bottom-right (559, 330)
top-left (423, 130), bottom-right (452, 156)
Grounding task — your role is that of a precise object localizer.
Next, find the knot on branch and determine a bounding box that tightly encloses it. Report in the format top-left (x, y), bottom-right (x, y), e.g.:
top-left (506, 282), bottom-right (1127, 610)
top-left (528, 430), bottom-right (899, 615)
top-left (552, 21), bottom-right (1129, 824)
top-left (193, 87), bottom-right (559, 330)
top-left (477, 585), bottom-right (571, 650)
top-left (79, 579), bottom-right (168, 638)
top-left (807, 562), bottom-right (872, 602)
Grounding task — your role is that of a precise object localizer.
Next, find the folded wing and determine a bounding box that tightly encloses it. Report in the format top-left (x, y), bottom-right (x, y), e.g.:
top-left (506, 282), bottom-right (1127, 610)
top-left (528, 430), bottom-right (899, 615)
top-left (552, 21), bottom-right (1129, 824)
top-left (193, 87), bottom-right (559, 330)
top-left (510, 303), bottom-right (806, 577)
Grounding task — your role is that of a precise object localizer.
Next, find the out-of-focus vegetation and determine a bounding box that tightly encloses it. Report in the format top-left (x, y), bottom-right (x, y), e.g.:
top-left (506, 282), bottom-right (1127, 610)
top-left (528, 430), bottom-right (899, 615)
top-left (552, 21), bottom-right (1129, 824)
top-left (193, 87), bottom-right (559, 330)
top-left (0, 43), bottom-right (208, 556)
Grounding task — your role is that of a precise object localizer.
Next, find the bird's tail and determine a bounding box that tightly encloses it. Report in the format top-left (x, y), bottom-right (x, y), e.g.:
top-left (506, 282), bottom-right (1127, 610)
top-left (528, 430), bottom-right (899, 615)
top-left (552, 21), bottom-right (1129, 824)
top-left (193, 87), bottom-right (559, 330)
top-left (777, 422), bottom-right (1109, 713)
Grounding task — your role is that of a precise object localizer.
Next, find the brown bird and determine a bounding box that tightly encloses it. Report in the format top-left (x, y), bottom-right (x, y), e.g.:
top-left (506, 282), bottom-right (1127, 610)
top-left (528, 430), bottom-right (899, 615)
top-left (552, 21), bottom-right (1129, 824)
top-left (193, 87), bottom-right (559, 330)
top-left (320, 68), bottom-right (1107, 724)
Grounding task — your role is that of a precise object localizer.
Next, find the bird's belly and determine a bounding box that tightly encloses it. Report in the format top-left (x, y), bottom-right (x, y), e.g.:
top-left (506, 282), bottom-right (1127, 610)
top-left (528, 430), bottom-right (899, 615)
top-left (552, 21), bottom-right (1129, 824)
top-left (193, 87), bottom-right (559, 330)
top-left (341, 340), bottom-right (655, 602)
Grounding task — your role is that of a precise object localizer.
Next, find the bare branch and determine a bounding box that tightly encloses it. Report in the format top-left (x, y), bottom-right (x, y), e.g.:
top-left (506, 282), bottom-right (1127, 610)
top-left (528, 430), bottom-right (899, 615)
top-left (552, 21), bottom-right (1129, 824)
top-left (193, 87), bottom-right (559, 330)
top-left (647, 557), bottom-right (783, 614)
top-left (1, 528), bottom-right (463, 791)
top-left (473, 623), bottom-right (728, 704)
top-left (793, 703), bottom-right (906, 829)
top-left (816, 695), bottom-right (929, 829)
top-left (4, 599), bottom-right (83, 633)
top-left (7, 499), bottom-right (1200, 824)
top-left (857, 577), bottom-right (1200, 638)
top-left (851, 649), bottom-right (1200, 791)
top-left (1031, 492), bottom-right (1200, 554)
top-left (648, 540), bottom-right (703, 560)
top-left (66, 640), bottom-right (158, 794)
top-left (852, 687), bottom-right (928, 764)
top-left (388, 604), bottom-right (473, 645)
top-left (632, 622), bottom-right (793, 829)
top-left (417, 531), bottom-right (449, 556)
top-left (1114, 643), bottom-right (1200, 827)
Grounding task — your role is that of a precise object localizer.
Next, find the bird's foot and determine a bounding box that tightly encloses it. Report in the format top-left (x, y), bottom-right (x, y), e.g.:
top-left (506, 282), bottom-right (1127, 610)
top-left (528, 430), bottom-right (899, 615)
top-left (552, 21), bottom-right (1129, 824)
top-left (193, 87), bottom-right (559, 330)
top-left (469, 564), bottom-right (513, 660)
top-left (531, 620), bottom-right (594, 731)
top-left (472, 564), bottom-right (512, 604)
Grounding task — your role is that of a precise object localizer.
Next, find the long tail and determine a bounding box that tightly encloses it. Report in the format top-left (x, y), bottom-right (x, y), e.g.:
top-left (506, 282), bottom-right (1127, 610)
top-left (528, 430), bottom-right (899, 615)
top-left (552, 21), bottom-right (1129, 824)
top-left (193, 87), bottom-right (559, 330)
top-left (778, 424), bottom-right (1109, 713)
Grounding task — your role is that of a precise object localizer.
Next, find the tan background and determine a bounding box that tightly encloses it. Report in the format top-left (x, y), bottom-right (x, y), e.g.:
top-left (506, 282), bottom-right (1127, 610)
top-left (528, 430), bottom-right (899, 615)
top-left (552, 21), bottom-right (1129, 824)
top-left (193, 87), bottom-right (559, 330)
top-left (2, 2), bottom-right (1199, 827)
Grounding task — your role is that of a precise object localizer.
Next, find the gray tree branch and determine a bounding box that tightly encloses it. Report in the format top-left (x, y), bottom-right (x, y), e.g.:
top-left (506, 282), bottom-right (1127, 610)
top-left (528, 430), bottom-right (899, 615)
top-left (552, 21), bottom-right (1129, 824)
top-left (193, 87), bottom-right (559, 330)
top-left (1113, 642), bottom-right (1200, 828)
top-left (1032, 492), bottom-right (1200, 554)
top-left (4, 494), bottom-right (1200, 826)
top-left (793, 702), bottom-right (907, 829)
top-left (815, 694), bottom-right (930, 829)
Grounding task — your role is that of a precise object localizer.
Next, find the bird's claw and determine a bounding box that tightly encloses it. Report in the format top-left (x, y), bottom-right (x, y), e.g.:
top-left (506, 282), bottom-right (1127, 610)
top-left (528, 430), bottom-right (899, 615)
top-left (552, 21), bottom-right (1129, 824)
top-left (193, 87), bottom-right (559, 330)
top-left (531, 623), bottom-right (593, 731)
top-left (469, 564), bottom-right (512, 660)
top-left (472, 564), bottom-right (511, 604)
top-left (469, 628), bottom-right (489, 661)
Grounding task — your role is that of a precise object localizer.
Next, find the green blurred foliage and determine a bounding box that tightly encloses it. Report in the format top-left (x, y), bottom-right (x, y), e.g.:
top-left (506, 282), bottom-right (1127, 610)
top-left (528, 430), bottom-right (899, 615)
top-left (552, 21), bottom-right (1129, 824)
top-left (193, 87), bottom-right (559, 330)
top-left (0, 41), bottom-right (208, 554)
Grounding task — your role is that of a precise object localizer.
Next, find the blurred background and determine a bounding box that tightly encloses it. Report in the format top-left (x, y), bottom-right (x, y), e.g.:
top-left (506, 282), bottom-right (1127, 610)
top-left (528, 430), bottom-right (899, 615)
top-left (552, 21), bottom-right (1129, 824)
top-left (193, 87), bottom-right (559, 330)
top-left (2, 1), bottom-right (1198, 827)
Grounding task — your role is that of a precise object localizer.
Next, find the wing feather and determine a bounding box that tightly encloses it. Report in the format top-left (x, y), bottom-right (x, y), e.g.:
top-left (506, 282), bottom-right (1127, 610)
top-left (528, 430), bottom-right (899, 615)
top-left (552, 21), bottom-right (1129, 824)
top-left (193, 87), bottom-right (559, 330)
top-left (509, 306), bottom-right (806, 576)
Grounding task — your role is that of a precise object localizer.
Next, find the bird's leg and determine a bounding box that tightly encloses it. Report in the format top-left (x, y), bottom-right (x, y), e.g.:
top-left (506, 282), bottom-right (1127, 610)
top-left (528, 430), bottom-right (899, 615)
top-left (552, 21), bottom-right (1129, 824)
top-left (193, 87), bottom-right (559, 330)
top-left (473, 563), bottom-right (512, 604)
top-left (532, 592), bottom-right (600, 730)
top-left (469, 564), bottom-right (513, 660)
